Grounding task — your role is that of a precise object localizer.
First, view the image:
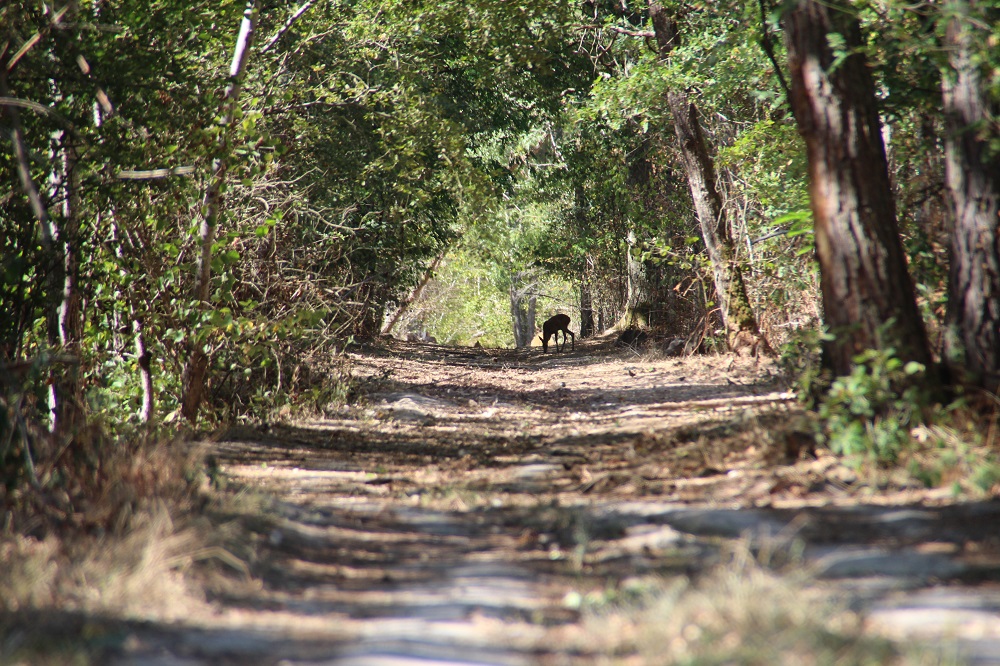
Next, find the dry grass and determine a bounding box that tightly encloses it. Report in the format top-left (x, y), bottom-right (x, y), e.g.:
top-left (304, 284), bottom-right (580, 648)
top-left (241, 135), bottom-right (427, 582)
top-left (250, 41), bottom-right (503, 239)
top-left (0, 426), bottom-right (256, 664)
top-left (574, 542), bottom-right (965, 665)
top-left (1, 503), bottom-right (209, 620)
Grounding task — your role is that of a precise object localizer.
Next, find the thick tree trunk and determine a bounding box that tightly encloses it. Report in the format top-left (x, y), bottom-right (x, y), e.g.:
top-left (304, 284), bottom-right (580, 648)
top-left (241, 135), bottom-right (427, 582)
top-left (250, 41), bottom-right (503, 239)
top-left (782, 0), bottom-right (933, 378)
top-left (648, 3), bottom-right (769, 355)
top-left (941, 1), bottom-right (1000, 392)
top-left (181, 0), bottom-right (258, 422)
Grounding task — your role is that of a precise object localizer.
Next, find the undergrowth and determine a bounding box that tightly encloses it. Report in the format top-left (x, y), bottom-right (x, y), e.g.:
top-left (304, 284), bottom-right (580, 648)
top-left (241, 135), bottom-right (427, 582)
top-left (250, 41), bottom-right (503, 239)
top-left (0, 417), bottom-right (257, 664)
top-left (781, 329), bottom-right (1000, 495)
top-left (576, 541), bottom-right (965, 665)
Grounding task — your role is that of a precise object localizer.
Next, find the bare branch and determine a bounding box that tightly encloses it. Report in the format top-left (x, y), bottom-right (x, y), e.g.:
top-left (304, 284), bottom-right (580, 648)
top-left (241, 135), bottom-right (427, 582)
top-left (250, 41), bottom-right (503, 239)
top-left (0, 73), bottom-right (52, 245)
top-left (4, 5), bottom-right (70, 73)
top-left (260, 0), bottom-right (314, 54)
top-left (577, 23), bottom-right (655, 38)
top-left (749, 226), bottom-right (790, 246)
top-left (117, 165), bottom-right (196, 179)
top-left (607, 25), bottom-right (655, 38)
top-left (0, 96), bottom-right (76, 131)
top-left (756, 0), bottom-right (791, 104)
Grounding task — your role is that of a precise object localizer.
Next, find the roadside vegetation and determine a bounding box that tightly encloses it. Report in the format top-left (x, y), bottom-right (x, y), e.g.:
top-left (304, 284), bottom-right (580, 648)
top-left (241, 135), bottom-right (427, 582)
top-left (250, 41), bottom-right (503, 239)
top-left (574, 542), bottom-right (963, 665)
top-left (2, 0), bottom-right (997, 662)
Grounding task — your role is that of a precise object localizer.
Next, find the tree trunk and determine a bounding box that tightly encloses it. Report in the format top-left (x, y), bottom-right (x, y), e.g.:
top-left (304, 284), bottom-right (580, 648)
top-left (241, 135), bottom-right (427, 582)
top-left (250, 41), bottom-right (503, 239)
top-left (579, 265), bottom-right (595, 339)
top-left (574, 185), bottom-right (596, 339)
top-left (182, 0), bottom-right (258, 422)
top-left (782, 0), bottom-right (933, 378)
top-left (133, 319), bottom-right (154, 423)
top-left (2, 66), bottom-right (81, 435)
top-left (621, 230), bottom-right (652, 329)
top-left (648, 3), bottom-right (769, 355)
top-left (355, 299), bottom-right (386, 339)
top-left (50, 134), bottom-right (83, 434)
top-left (941, 0), bottom-right (1000, 392)
top-left (509, 271), bottom-right (538, 348)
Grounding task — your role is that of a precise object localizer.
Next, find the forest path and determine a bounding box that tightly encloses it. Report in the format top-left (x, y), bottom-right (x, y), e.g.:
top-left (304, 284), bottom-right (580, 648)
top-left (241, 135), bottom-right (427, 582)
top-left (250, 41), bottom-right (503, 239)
top-left (122, 338), bottom-right (1000, 664)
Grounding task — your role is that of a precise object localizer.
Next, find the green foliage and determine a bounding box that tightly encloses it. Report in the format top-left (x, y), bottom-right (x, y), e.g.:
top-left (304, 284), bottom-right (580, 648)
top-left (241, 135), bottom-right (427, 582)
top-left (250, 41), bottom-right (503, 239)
top-left (2, 0), bottom-right (598, 440)
top-left (717, 121), bottom-right (810, 223)
top-left (787, 333), bottom-right (997, 492)
top-left (417, 249), bottom-right (516, 347)
top-left (816, 347), bottom-right (930, 465)
top-left (972, 460), bottom-right (1000, 494)
top-left (1, 0), bottom-right (996, 475)
top-left (550, 0), bottom-right (820, 341)
top-left (780, 326), bottom-right (827, 400)
top-left (902, 412), bottom-right (1000, 496)
top-left (408, 240), bottom-right (575, 348)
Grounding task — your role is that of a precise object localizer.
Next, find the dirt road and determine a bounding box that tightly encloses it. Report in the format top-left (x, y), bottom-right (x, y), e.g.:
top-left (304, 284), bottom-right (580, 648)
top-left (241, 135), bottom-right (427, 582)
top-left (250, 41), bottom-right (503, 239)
top-left (113, 338), bottom-right (1000, 664)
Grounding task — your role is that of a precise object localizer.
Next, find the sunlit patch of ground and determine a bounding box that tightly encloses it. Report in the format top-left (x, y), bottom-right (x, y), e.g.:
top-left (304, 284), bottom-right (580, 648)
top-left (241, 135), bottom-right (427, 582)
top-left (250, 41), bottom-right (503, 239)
top-left (5, 337), bottom-right (999, 664)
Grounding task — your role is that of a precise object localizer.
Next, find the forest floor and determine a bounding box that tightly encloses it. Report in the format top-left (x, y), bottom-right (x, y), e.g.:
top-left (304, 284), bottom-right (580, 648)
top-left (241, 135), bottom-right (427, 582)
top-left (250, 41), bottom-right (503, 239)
top-left (16, 336), bottom-right (1000, 665)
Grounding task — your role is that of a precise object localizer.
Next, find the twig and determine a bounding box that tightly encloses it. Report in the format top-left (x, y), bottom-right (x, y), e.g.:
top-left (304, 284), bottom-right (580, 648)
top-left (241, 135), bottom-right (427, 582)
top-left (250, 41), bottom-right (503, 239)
top-left (4, 5), bottom-right (71, 73)
top-left (749, 225), bottom-right (790, 246)
top-left (0, 96), bottom-right (78, 132)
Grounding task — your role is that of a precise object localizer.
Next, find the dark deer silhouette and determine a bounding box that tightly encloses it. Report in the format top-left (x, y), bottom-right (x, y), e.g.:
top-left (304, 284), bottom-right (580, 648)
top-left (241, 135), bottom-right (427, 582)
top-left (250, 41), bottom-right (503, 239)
top-left (540, 314), bottom-right (574, 353)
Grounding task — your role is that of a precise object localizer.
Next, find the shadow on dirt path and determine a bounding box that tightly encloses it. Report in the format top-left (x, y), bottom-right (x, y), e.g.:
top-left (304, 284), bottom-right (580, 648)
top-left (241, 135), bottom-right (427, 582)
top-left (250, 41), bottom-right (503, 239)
top-left (72, 338), bottom-right (1000, 664)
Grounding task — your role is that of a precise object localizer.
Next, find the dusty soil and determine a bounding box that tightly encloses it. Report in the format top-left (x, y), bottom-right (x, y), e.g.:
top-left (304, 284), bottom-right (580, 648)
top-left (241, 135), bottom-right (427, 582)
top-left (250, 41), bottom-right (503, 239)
top-left (54, 337), bottom-right (1000, 663)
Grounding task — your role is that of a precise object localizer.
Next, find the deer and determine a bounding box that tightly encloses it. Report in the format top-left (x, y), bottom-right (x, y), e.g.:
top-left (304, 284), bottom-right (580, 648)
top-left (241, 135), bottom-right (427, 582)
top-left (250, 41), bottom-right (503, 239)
top-left (539, 313), bottom-right (575, 353)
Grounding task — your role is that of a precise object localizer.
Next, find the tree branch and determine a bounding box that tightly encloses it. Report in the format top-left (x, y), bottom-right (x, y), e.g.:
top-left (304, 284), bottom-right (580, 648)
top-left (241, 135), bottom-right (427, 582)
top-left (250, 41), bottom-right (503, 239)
top-left (260, 0), bottom-right (314, 54)
top-left (4, 5), bottom-right (70, 73)
top-left (577, 23), bottom-right (655, 38)
top-left (749, 225), bottom-right (789, 246)
top-left (117, 165), bottom-right (195, 179)
top-left (0, 96), bottom-right (77, 132)
top-left (756, 0), bottom-right (791, 104)
top-left (0, 72), bottom-right (53, 246)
